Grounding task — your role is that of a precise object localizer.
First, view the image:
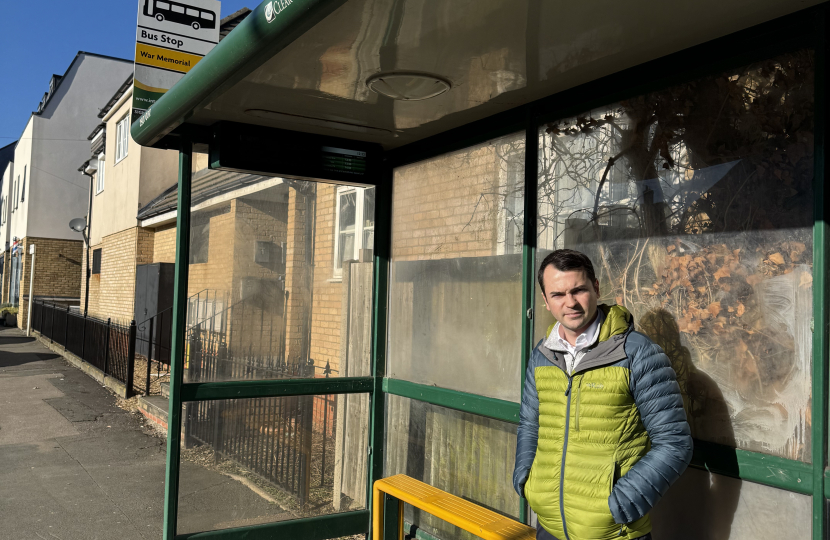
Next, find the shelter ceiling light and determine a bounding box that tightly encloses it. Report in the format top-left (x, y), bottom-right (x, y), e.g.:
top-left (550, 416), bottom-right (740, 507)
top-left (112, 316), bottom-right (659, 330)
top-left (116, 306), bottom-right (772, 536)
top-left (366, 72), bottom-right (451, 101)
top-left (243, 109), bottom-right (393, 135)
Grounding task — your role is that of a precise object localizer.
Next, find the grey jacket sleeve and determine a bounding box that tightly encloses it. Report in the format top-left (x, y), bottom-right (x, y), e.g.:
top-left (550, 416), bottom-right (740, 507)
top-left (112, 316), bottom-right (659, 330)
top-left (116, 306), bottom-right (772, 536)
top-left (513, 354), bottom-right (540, 497)
top-left (608, 336), bottom-right (693, 524)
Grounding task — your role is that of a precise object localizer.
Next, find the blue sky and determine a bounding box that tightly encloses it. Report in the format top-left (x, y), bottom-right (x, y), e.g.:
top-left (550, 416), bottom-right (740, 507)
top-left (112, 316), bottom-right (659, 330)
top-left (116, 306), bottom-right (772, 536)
top-left (0, 0), bottom-right (253, 146)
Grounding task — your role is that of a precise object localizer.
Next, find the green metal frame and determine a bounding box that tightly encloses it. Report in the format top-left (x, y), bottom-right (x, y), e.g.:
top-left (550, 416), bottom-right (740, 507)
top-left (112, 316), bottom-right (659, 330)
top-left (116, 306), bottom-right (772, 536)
top-left (176, 510), bottom-right (370, 540)
top-left (812, 7), bottom-right (830, 537)
top-left (383, 378), bottom-right (519, 424)
top-left (165, 133), bottom-right (193, 540)
top-left (179, 377), bottom-right (373, 402)
top-left (150, 3), bottom-right (830, 539)
top-left (382, 377), bottom-right (816, 496)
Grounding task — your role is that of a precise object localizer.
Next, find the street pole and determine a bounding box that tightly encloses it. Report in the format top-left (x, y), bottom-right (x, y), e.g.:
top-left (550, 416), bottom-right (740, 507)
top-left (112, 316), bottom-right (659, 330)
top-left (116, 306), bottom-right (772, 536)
top-left (26, 243), bottom-right (35, 336)
top-left (81, 171), bottom-right (94, 317)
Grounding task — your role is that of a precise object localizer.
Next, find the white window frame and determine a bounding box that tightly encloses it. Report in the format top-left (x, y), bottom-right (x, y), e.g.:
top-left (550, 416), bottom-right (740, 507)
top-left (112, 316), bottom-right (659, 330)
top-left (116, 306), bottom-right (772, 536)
top-left (115, 116), bottom-right (129, 164)
top-left (20, 165), bottom-right (25, 203)
top-left (333, 186), bottom-right (374, 279)
top-left (96, 153), bottom-right (106, 194)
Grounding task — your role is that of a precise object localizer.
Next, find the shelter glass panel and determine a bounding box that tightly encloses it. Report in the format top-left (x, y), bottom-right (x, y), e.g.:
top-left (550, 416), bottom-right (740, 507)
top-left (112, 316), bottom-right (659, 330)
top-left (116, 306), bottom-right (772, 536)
top-left (388, 133), bottom-right (525, 402)
top-left (385, 394), bottom-right (520, 540)
top-left (650, 467), bottom-right (811, 539)
top-left (180, 173), bottom-right (374, 383)
top-left (535, 50), bottom-right (814, 462)
top-left (177, 393), bottom-right (369, 535)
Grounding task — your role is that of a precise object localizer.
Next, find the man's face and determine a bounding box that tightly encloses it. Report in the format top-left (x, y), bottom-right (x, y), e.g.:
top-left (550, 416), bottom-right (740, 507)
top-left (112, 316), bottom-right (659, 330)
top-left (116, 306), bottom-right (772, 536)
top-left (541, 266), bottom-right (600, 336)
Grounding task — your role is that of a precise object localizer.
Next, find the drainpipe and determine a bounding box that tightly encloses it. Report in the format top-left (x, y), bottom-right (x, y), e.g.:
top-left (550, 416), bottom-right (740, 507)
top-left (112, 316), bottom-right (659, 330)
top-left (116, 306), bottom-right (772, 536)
top-left (80, 170), bottom-right (94, 317)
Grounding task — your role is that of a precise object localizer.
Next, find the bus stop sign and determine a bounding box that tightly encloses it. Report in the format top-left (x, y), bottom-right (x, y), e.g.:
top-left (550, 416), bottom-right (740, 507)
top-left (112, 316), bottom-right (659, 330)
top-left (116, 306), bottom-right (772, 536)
top-left (133, 0), bottom-right (221, 123)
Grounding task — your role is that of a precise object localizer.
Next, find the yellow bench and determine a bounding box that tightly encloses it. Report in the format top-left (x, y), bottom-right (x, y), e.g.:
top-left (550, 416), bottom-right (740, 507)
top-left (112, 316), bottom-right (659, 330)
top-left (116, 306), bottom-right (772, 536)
top-left (373, 474), bottom-right (536, 540)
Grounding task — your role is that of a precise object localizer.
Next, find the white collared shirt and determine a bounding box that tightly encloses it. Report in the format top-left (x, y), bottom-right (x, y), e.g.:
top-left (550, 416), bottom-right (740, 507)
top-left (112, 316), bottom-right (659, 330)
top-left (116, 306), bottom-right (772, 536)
top-left (544, 309), bottom-right (605, 375)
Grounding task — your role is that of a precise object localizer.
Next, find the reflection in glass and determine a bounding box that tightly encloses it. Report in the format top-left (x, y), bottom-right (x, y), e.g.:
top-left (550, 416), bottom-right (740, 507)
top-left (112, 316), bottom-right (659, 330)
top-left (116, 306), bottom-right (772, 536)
top-left (651, 467), bottom-right (811, 539)
top-left (388, 133), bottom-right (525, 402)
top-left (385, 395), bottom-right (519, 540)
top-left (536, 50), bottom-right (814, 461)
top-left (178, 394), bottom-right (369, 535)
top-left (184, 176), bottom-right (374, 383)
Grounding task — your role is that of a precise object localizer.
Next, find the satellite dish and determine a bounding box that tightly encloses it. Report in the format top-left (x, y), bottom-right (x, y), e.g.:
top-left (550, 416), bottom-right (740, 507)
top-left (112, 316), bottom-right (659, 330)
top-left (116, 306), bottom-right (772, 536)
top-left (69, 218), bottom-right (86, 233)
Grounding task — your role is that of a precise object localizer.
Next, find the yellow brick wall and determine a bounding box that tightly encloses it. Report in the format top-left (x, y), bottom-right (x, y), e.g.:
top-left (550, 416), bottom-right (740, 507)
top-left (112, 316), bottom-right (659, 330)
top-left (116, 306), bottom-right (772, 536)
top-left (309, 183), bottom-right (341, 373)
top-left (98, 228), bottom-right (140, 322)
top-left (18, 237), bottom-right (83, 328)
top-left (392, 141), bottom-right (517, 261)
top-left (284, 189), bottom-right (311, 366)
top-left (187, 203), bottom-right (235, 300)
top-left (80, 227), bottom-right (157, 323)
top-left (137, 227), bottom-right (155, 265)
top-left (153, 223), bottom-right (177, 263)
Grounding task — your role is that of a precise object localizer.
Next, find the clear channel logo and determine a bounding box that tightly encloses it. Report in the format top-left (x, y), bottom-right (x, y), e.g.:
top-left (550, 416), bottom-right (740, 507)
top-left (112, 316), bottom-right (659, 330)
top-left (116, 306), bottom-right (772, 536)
top-left (264, 0), bottom-right (293, 23)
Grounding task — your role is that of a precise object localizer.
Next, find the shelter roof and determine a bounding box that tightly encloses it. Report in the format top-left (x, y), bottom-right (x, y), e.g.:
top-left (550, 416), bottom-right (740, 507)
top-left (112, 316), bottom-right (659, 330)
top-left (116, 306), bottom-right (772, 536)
top-left (130, 0), bottom-right (822, 152)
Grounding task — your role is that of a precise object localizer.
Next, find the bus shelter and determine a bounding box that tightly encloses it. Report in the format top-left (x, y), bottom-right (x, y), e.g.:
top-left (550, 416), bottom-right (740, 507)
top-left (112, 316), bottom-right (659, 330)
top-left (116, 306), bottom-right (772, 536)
top-left (131, 1), bottom-right (829, 538)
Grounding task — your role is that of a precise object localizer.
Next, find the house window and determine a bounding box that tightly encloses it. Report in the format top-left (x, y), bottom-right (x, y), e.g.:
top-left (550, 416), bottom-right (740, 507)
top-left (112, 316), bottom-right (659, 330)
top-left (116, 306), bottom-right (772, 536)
top-left (189, 214), bottom-right (210, 264)
top-left (333, 186), bottom-right (375, 276)
top-left (96, 154), bottom-right (105, 194)
top-left (92, 248), bottom-right (102, 274)
top-left (14, 176), bottom-right (18, 209)
top-left (21, 165), bottom-right (25, 203)
top-left (115, 116), bottom-right (129, 164)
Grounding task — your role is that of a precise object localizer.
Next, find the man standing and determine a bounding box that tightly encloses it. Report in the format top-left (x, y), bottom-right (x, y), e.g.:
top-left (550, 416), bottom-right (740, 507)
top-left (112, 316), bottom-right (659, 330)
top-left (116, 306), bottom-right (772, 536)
top-left (513, 249), bottom-right (692, 540)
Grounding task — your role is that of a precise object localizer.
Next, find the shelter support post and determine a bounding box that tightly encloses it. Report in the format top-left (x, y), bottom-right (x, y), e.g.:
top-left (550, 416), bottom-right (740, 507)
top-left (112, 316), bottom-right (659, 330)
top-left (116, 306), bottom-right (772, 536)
top-left (368, 163), bottom-right (392, 515)
top-left (812, 9), bottom-right (829, 540)
top-left (519, 108), bottom-right (539, 524)
top-left (164, 133), bottom-right (192, 540)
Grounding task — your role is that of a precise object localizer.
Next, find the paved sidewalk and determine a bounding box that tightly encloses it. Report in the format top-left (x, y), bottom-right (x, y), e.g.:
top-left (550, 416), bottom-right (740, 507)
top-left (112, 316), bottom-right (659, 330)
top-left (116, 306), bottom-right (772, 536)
top-left (0, 326), bottom-right (283, 539)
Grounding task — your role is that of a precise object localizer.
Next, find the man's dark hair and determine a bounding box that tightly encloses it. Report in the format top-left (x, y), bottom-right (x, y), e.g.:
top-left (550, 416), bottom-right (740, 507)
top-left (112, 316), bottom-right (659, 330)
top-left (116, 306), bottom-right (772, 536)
top-left (537, 249), bottom-right (597, 294)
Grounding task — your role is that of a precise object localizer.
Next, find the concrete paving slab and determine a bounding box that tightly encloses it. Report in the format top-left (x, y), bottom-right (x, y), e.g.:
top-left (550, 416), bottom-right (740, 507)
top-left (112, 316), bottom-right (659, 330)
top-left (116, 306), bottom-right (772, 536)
top-left (0, 326), bottom-right (297, 539)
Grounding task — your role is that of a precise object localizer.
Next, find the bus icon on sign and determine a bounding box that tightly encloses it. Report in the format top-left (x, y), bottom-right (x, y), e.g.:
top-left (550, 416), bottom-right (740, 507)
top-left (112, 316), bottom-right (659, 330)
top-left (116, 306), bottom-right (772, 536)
top-left (143, 0), bottom-right (216, 30)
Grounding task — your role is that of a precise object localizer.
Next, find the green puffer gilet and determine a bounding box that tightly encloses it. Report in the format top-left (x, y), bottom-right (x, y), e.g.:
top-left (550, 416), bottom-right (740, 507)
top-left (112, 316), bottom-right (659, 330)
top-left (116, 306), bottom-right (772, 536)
top-left (525, 306), bottom-right (651, 540)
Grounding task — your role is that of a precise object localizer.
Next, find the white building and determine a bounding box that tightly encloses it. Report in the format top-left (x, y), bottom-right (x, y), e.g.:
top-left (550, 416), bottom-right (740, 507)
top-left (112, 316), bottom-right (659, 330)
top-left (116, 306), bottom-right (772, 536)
top-left (0, 52), bottom-right (133, 327)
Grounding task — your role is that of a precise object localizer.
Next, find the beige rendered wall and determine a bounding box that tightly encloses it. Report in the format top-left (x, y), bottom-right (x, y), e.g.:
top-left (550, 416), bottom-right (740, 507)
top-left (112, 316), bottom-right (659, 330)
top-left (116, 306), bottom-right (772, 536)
top-left (90, 93), bottom-right (176, 247)
top-left (0, 161), bottom-right (13, 257)
top-left (9, 118), bottom-right (35, 242)
top-left (18, 237), bottom-right (83, 329)
top-left (91, 99), bottom-right (138, 246)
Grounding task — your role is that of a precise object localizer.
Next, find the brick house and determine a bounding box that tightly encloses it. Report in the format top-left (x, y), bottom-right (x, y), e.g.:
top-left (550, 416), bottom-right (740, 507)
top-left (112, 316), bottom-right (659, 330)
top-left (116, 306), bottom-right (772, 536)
top-left (78, 8), bottom-right (252, 324)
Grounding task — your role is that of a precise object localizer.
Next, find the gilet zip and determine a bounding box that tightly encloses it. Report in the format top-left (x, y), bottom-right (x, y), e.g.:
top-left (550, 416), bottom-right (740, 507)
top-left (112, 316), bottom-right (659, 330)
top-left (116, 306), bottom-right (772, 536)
top-left (560, 375), bottom-right (573, 540)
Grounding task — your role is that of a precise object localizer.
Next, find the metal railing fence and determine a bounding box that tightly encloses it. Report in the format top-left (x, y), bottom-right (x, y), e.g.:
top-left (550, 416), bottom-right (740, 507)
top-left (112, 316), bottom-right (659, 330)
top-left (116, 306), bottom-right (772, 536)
top-left (31, 300), bottom-right (138, 395)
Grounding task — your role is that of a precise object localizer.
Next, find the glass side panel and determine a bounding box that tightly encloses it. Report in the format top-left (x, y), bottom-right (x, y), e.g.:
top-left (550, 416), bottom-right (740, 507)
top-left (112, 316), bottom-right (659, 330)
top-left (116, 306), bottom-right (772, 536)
top-left (175, 175), bottom-right (373, 383)
top-left (385, 395), bottom-right (520, 540)
top-left (388, 133), bottom-right (525, 402)
top-left (177, 393), bottom-right (369, 535)
top-left (651, 467), bottom-right (811, 539)
top-left (536, 50), bottom-right (814, 462)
